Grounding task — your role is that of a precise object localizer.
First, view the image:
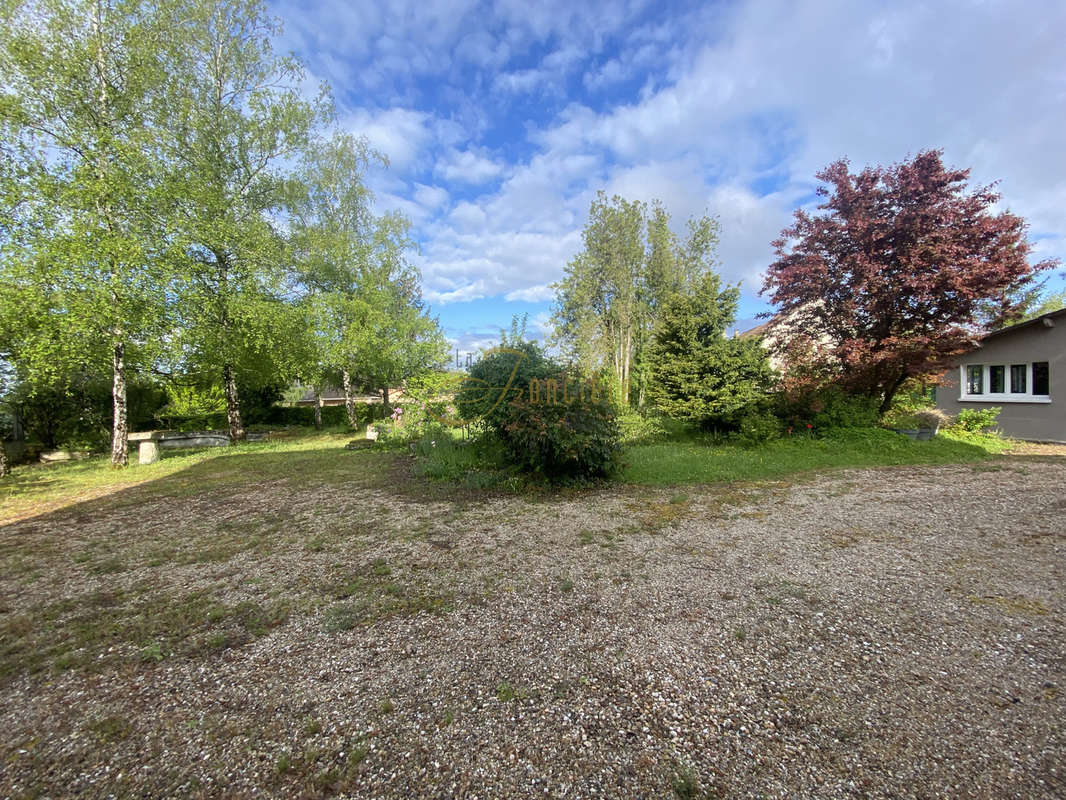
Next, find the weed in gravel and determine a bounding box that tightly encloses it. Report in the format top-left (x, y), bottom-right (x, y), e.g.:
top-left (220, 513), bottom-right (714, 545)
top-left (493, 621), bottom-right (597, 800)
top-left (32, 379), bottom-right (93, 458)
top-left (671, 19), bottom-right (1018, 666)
top-left (969, 594), bottom-right (1049, 615)
top-left (320, 564), bottom-right (454, 632)
top-left (139, 642), bottom-right (168, 662)
top-left (670, 764), bottom-right (701, 799)
top-left (379, 699), bottom-right (395, 714)
top-left (275, 753), bottom-right (292, 774)
top-left (670, 763), bottom-right (723, 800)
top-left (0, 591), bottom-right (292, 684)
top-left (86, 715), bottom-right (132, 742)
top-left (627, 497), bottom-right (694, 530)
top-left (557, 576), bottom-right (575, 592)
top-left (496, 681), bottom-right (527, 702)
top-left (578, 528), bottom-right (621, 548)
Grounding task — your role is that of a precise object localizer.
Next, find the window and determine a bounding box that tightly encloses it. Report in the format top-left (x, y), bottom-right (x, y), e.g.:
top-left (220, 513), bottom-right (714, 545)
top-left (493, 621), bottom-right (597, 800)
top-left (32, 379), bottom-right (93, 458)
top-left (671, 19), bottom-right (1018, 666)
top-left (1010, 364), bottom-right (1027, 393)
top-left (1033, 362), bottom-right (1050, 396)
top-left (989, 365), bottom-right (1005, 394)
top-left (961, 361), bottom-right (1051, 402)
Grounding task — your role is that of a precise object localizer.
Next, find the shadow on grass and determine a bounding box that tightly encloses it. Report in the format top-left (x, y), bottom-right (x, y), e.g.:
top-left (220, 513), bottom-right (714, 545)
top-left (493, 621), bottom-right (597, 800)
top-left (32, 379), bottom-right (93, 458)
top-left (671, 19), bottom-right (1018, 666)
top-left (0, 437), bottom-right (473, 687)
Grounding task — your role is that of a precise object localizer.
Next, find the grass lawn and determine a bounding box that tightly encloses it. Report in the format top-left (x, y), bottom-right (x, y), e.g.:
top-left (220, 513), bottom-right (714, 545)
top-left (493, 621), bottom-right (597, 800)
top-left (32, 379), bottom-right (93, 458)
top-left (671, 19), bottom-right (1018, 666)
top-left (621, 427), bottom-right (1010, 485)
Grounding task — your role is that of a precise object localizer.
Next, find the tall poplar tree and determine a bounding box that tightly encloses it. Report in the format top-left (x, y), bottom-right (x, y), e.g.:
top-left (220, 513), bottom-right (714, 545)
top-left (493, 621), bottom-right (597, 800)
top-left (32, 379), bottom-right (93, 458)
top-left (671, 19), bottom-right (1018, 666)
top-left (551, 192), bottom-right (720, 406)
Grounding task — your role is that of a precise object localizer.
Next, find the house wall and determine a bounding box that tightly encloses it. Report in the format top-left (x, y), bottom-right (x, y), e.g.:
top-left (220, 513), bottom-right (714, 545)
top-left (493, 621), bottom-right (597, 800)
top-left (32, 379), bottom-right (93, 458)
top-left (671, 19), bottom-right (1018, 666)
top-left (935, 319), bottom-right (1065, 442)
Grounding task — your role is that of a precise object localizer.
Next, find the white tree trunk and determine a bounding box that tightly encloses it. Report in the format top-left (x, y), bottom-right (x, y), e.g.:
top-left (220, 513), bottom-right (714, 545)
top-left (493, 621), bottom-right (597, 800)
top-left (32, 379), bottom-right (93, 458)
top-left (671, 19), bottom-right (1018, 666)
top-left (223, 363), bottom-right (245, 442)
top-left (342, 370), bottom-right (357, 428)
top-left (111, 340), bottom-right (129, 466)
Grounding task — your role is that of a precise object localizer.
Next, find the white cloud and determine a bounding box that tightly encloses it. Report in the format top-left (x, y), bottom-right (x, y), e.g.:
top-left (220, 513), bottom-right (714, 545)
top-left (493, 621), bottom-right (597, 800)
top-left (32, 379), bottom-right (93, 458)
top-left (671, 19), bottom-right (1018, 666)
top-left (505, 284), bottom-right (556, 303)
top-left (447, 202), bottom-right (487, 229)
top-left (437, 149), bottom-right (505, 184)
top-left (340, 108), bottom-right (432, 171)
top-left (413, 183), bottom-right (449, 210)
top-left (286, 0), bottom-right (1066, 338)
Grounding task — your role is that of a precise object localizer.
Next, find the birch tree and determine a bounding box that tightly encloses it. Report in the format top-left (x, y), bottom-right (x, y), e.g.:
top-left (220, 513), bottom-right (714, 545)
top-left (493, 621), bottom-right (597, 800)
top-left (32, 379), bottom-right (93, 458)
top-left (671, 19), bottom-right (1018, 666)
top-left (165, 0), bottom-right (326, 441)
top-left (0, 0), bottom-right (177, 465)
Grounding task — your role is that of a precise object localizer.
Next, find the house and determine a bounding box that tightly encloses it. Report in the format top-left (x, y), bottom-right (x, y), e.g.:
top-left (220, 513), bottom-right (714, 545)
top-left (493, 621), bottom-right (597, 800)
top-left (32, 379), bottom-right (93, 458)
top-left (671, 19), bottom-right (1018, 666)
top-left (934, 307), bottom-right (1065, 443)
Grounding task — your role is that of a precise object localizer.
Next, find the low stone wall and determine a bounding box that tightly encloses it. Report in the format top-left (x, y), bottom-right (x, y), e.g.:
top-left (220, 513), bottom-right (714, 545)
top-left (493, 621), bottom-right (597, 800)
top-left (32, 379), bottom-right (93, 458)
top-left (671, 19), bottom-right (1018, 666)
top-left (157, 433), bottom-right (230, 449)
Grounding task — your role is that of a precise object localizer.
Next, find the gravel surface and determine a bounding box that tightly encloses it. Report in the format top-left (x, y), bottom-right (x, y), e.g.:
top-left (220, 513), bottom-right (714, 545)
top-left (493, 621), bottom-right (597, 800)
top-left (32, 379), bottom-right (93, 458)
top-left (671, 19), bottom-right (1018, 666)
top-left (1, 459), bottom-right (1064, 798)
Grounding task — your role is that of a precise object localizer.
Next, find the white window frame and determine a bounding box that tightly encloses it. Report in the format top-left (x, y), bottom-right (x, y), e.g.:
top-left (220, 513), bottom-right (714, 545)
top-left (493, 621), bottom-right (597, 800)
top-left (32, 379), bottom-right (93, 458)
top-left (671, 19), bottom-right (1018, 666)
top-left (959, 362), bottom-right (1052, 403)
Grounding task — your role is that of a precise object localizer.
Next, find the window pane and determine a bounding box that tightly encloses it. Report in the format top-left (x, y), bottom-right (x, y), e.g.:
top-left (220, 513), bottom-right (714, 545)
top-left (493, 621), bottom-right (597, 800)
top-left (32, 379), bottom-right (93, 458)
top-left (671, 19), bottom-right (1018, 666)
top-left (1033, 362), bottom-right (1050, 395)
top-left (967, 365), bottom-right (983, 394)
top-left (989, 365), bottom-right (1005, 393)
top-left (1011, 364), bottom-right (1027, 393)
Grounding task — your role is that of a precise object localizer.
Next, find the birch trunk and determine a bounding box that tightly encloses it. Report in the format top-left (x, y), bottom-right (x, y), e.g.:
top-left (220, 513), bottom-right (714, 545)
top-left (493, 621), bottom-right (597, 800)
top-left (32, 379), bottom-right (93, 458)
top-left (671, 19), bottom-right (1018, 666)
top-left (313, 389), bottom-right (323, 430)
top-left (342, 370), bottom-right (357, 428)
top-left (111, 341), bottom-right (129, 466)
top-left (223, 363), bottom-right (245, 441)
top-left (381, 386), bottom-right (390, 418)
top-left (92, 1), bottom-right (130, 466)
top-left (0, 442), bottom-right (8, 478)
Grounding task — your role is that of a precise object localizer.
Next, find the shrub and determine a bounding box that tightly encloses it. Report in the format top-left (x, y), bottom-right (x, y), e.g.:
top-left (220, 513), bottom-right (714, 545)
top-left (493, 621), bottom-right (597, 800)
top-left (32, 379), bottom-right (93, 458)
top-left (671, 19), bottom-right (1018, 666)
top-left (774, 385), bottom-right (880, 432)
top-left (13, 375), bottom-right (166, 449)
top-left (455, 341), bottom-right (557, 432)
top-left (501, 393), bottom-right (622, 481)
top-left (617, 408), bottom-right (670, 443)
top-left (953, 407), bottom-right (1001, 433)
top-left (882, 407), bottom-right (950, 431)
top-left (737, 408), bottom-right (781, 445)
top-left (647, 272), bottom-right (775, 428)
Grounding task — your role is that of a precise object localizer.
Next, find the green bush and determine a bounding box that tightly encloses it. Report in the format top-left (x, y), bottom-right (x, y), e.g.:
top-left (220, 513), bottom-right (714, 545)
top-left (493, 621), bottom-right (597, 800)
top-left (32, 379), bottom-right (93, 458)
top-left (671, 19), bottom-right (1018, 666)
top-left (882, 407), bottom-right (949, 431)
top-left (953, 407), bottom-right (1001, 433)
top-left (737, 408), bottom-right (781, 445)
top-left (455, 341), bottom-right (557, 432)
top-left (617, 408), bottom-right (670, 443)
top-left (13, 375), bottom-right (166, 449)
top-left (774, 385), bottom-right (880, 432)
top-left (500, 393), bottom-right (622, 481)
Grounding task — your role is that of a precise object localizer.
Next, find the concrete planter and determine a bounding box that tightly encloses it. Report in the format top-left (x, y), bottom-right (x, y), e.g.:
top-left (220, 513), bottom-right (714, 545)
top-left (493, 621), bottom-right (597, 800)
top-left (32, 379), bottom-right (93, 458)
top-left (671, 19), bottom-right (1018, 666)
top-left (892, 426), bottom-right (938, 441)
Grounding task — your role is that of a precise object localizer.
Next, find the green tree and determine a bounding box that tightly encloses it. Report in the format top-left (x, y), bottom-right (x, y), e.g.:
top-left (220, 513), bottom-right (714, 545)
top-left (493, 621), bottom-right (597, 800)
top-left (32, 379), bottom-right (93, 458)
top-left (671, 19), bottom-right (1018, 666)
top-left (164, 0), bottom-right (327, 441)
top-left (0, 0), bottom-right (178, 465)
top-left (288, 131), bottom-right (381, 427)
top-left (551, 192), bottom-right (720, 406)
top-left (1018, 285), bottom-right (1066, 321)
top-left (647, 272), bottom-right (774, 427)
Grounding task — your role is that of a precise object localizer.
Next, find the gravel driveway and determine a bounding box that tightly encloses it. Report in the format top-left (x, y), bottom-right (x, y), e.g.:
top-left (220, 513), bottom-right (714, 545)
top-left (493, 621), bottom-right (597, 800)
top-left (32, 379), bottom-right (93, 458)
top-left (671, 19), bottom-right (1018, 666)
top-left (2, 459), bottom-right (1064, 798)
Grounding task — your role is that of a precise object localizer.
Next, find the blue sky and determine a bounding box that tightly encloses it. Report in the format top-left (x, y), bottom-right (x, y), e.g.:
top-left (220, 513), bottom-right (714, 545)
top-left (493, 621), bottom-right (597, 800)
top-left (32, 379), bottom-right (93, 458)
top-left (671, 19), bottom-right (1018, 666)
top-left (272, 0), bottom-right (1066, 354)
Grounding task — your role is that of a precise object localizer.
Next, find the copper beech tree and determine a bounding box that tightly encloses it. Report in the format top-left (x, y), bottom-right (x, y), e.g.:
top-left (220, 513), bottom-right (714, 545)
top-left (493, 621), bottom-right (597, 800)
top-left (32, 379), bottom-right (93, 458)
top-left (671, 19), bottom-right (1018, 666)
top-left (761, 150), bottom-right (1057, 414)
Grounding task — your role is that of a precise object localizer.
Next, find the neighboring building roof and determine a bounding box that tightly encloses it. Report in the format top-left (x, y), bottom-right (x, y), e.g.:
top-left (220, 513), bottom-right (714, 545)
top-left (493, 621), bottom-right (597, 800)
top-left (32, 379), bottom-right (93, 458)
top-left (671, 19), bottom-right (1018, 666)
top-left (981, 306), bottom-right (1065, 341)
top-left (738, 319), bottom-right (773, 339)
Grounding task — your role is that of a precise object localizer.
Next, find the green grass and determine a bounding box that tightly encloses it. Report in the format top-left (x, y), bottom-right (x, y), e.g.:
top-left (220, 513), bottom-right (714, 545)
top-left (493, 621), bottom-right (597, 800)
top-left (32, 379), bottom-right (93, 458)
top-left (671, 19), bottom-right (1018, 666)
top-left (621, 428), bottom-right (1009, 486)
top-left (0, 429), bottom-right (379, 524)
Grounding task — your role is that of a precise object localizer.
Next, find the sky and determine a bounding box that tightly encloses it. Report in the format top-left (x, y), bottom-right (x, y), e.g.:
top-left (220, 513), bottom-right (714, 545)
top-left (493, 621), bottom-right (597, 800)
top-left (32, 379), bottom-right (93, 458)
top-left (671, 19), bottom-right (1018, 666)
top-left (272, 0), bottom-right (1066, 356)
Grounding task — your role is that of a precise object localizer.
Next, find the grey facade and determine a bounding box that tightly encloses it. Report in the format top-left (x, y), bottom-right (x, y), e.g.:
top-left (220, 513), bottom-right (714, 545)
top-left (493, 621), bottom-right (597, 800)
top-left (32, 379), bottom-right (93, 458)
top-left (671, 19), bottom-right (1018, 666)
top-left (935, 308), bottom-right (1065, 442)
